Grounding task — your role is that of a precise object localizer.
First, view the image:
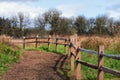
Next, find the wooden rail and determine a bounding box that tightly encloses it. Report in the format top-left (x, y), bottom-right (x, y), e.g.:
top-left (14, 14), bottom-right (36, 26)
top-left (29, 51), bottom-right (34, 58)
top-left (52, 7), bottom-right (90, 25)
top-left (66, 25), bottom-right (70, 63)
top-left (69, 42), bottom-right (120, 80)
top-left (23, 35), bottom-right (70, 53)
top-left (22, 35), bottom-right (120, 80)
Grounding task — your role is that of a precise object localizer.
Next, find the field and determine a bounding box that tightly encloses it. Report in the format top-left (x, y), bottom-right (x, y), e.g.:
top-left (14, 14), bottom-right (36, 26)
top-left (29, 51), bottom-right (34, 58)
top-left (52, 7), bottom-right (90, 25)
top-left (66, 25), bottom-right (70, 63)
top-left (1, 35), bottom-right (120, 80)
top-left (79, 36), bottom-right (120, 80)
top-left (24, 35), bottom-right (120, 80)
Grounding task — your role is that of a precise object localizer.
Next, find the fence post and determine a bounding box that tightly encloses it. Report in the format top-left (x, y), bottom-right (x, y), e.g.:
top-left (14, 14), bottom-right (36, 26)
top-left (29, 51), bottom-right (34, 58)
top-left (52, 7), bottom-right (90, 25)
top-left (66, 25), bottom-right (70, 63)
top-left (55, 38), bottom-right (58, 51)
top-left (23, 36), bottom-right (25, 49)
top-left (68, 38), bottom-right (71, 57)
top-left (35, 35), bottom-right (38, 48)
top-left (70, 46), bottom-right (75, 71)
top-left (74, 34), bottom-right (78, 45)
top-left (98, 45), bottom-right (104, 80)
top-left (76, 46), bottom-right (82, 80)
top-left (48, 35), bottom-right (51, 50)
top-left (64, 39), bottom-right (67, 53)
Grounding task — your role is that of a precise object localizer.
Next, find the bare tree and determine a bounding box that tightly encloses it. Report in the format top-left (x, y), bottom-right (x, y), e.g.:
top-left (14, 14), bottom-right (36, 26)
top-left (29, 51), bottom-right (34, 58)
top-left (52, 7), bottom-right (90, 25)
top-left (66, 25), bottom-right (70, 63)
top-left (95, 15), bottom-right (108, 35)
top-left (74, 16), bottom-right (87, 34)
top-left (18, 12), bottom-right (30, 37)
top-left (43, 9), bottom-right (61, 35)
top-left (107, 18), bottom-right (114, 35)
top-left (34, 15), bottom-right (46, 36)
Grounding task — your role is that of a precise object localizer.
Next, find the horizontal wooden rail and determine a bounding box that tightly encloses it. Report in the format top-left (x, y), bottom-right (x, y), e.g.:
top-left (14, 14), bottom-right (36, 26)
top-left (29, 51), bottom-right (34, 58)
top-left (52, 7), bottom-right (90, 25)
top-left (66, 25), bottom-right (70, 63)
top-left (101, 67), bottom-right (120, 77)
top-left (24, 37), bottom-right (69, 41)
top-left (78, 48), bottom-right (120, 60)
top-left (24, 37), bottom-right (36, 39)
top-left (23, 37), bottom-right (70, 44)
top-left (22, 35), bottom-right (120, 80)
top-left (102, 54), bottom-right (120, 60)
top-left (71, 52), bottom-right (76, 57)
top-left (23, 35), bottom-right (70, 53)
top-left (76, 60), bottom-right (98, 69)
top-left (69, 41), bottom-right (120, 80)
top-left (79, 48), bottom-right (98, 55)
top-left (54, 42), bottom-right (69, 46)
top-left (69, 42), bottom-right (77, 49)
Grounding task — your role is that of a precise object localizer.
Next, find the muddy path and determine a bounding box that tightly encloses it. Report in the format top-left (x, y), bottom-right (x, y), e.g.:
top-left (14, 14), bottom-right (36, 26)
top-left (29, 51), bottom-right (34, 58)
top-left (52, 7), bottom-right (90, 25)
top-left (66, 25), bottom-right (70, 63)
top-left (1, 51), bottom-right (69, 80)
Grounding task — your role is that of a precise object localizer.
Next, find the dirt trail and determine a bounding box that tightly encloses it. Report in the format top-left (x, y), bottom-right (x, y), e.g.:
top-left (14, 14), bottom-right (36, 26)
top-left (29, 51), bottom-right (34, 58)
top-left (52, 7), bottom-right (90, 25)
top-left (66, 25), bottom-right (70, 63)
top-left (1, 51), bottom-right (69, 80)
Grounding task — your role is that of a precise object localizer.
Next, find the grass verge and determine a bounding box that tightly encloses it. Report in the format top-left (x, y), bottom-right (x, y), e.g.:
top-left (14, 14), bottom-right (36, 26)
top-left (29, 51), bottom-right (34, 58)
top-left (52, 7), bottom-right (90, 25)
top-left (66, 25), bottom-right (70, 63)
top-left (25, 44), bottom-right (69, 55)
top-left (24, 43), bottom-right (120, 80)
top-left (0, 42), bottom-right (21, 75)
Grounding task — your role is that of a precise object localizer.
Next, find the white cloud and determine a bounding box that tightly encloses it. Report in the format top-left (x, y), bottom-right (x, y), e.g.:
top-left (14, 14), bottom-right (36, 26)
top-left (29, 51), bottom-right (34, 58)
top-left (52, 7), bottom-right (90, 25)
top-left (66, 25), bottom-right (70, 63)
top-left (107, 10), bottom-right (120, 20)
top-left (0, 2), bottom-right (46, 19)
top-left (57, 4), bottom-right (83, 18)
top-left (0, 2), bottom-right (84, 19)
top-left (107, 4), bottom-right (120, 20)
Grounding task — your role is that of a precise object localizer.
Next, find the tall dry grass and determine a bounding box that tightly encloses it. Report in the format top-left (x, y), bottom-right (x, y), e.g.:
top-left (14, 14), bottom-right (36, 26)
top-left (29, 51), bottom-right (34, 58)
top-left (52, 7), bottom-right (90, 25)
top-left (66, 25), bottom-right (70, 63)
top-left (0, 35), bottom-right (21, 50)
top-left (79, 36), bottom-right (120, 54)
top-left (0, 35), bottom-right (12, 43)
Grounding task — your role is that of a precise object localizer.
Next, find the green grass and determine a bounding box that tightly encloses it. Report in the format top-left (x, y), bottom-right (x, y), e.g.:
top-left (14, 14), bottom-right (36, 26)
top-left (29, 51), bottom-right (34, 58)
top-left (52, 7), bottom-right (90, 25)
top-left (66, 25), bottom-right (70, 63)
top-left (81, 52), bottom-right (120, 80)
top-left (0, 42), bottom-right (21, 75)
top-left (25, 44), bottom-right (69, 55)
top-left (24, 43), bottom-right (120, 80)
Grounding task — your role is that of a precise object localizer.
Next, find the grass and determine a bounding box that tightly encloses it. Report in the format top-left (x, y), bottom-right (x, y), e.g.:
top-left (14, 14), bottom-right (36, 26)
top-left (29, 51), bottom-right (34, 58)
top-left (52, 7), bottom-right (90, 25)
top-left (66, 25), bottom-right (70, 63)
top-left (0, 42), bottom-right (21, 75)
top-left (25, 44), bottom-right (120, 80)
top-left (24, 36), bottom-right (120, 80)
top-left (79, 36), bottom-right (120, 80)
top-left (25, 44), bottom-right (69, 55)
top-left (1, 35), bottom-right (119, 79)
top-left (81, 52), bottom-right (120, 80)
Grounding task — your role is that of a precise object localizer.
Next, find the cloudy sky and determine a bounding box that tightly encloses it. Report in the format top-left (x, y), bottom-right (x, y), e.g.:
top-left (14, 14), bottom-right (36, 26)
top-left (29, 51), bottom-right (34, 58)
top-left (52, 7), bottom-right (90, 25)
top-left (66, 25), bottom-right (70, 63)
top-left (0, 0), bottom-right (120, 19)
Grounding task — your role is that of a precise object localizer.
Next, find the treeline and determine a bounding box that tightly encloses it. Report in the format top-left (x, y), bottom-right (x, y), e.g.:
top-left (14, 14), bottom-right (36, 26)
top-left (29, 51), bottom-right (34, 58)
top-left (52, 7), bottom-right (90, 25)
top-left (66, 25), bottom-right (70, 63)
top-left (0, 9), bottom-right (120, 37)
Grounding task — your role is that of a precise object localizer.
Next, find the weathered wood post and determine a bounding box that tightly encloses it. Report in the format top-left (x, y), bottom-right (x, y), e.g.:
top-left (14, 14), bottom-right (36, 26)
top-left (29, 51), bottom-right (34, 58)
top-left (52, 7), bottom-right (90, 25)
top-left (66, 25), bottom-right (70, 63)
top-left (74, 34), bottom-right (78, 45)
top-left (23, 36), bottom-right (25, 49)
top-left (64, 39), bottom-right (67, 53)
top-left (98, 45), bottom-right (104, 80)
top-left (68, 38), bottom-right (71, 57)
top-left (35, 35), bottom-right (38, 48)
top-left (69, 35), bottom-right (76, 71)
top-left (48, 35), bottom-right (51, 50)
top-left (55, 38), bottom-right (58, 51)
top-left (70, 43), bottom-right (75, 71)
top-left (76, 45), bottom-right (82, 80)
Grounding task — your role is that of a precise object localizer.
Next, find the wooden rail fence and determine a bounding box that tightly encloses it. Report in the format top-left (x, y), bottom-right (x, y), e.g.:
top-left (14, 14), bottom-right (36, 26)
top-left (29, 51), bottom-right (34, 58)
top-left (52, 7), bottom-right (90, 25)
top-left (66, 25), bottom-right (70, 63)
top-left (69, 41), bottom-right (120, 80)
top-left (22, 35), bottom-right (120, 80)
top-left (23, 35), bottom-right (70, 53)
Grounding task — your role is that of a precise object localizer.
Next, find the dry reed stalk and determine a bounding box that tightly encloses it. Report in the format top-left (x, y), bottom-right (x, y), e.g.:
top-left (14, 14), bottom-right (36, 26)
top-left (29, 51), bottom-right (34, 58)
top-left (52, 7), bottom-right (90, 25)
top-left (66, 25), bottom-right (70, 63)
top-left (79, 36), bottom-right (120, 51)
top-left (0, 35), bottom-right (12, 43)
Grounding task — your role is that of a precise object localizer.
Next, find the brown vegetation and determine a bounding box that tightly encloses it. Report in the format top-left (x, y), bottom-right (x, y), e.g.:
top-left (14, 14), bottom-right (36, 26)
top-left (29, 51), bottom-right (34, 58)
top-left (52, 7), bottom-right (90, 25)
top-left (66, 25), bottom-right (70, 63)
top-left (79, 35), bottom-right (120, 53)
top-left (0, 35), bottom-right (12, 43)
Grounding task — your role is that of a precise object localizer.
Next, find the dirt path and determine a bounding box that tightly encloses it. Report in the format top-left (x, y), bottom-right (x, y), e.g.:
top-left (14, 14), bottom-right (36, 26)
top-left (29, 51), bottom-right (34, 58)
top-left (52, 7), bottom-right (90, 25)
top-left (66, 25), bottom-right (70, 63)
top-left (1, 51), bottom-right (69, 80)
